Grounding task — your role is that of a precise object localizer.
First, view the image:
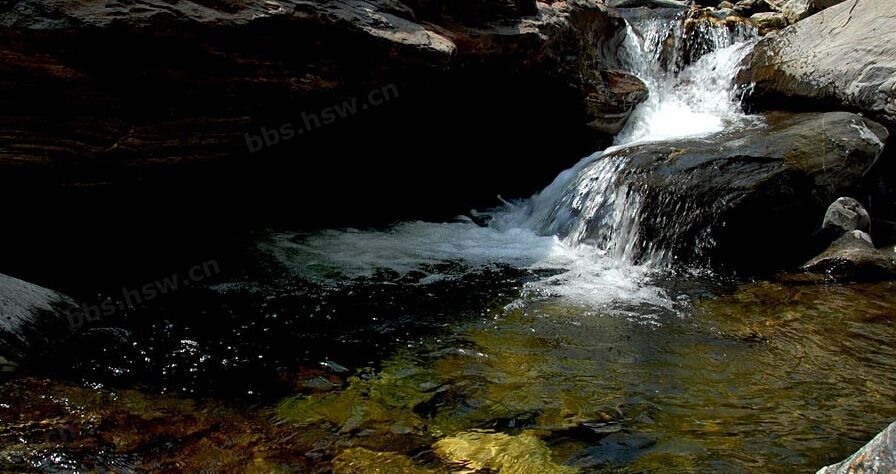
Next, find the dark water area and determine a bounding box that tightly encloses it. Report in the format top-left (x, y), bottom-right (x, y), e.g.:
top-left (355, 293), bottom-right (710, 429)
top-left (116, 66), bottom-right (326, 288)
top-left (3, 238), bottom-right (896, 473)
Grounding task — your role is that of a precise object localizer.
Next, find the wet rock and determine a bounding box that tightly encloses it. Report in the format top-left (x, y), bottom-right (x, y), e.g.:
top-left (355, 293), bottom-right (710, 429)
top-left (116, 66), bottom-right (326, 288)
top-left (543, 111), bottom-right (888, 272)
top-left (0, 273), bottom-right (78, 363)
top-left (803, 231), bottom-right (896, 280)
top-left (275, 358), bottom-right (439, 452)
top-left (680, 9), bottom-right (755, 69)
top-left (332, 447), bottom-right (434, 474)
top-left (585, 70), bottom-right (650, 134)
top-left (0, 377), bottom-right (321, 472)
top-left (433, 430), bottom-right (577, 474)
top-left (817, 421), bottom-right (896, 474)
top-left (606, 0), bottom-right (688, 7)
top-left (822, 197), bottom-right (871, 238)
top-left (719, 1), bottom-right (736, 7)
top-left (733, 0), bottom-right (778, 16)
top-left (738, 0), bottom-right (896, 125)
top-left (567, 432), bottom-right (658, 468)
top-left (0, 355), bottom-right (17, 373)
top-left (750, 11), bottom-right (788, 32)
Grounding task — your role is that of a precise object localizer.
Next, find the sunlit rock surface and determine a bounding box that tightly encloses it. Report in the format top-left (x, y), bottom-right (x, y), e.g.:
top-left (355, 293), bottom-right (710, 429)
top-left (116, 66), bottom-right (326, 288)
top-left (739, 0), bottom-right (896, 125)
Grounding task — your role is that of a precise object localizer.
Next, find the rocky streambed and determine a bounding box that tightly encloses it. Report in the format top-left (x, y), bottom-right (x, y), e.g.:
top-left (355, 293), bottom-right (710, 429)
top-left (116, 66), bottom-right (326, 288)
top-left (3, 0), bottom-right (896, 473)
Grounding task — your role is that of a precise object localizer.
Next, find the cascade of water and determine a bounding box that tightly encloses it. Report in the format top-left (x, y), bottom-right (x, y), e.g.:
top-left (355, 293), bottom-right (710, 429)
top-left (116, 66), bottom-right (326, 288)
top-left (265, 10), bottom-right (760, 309)
top-left (501, 10), bottom-right (758, 266)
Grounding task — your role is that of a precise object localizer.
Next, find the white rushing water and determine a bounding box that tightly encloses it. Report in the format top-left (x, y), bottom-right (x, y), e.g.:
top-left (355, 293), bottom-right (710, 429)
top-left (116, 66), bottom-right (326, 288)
top-left (500, 11), bottom-right (759, 264)
top-left (614, 10), bottom-right (757, 144)
top-left (264, 10), bottom-right (758, 311)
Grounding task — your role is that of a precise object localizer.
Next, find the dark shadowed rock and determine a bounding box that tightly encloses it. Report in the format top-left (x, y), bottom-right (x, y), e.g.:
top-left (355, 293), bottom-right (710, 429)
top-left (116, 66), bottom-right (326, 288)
top-left (738, 0), bottom-right (896, 125)
top-left (822, 197), bottom-right (871, 237)
top-left (0, 273), bottom-right (78, 362)
top-left (817, 421), bottom-right (896, 474)
top-left (584, 70), bottom-right (650, 134)
top-left (803, 230), bottom-right (896, 280)
top-left (606, 0), bottom-right (688, 8)
top-left (0, 0), bottom-right (645, 217)
top-left (541, 112), bottom-right (888, 272)
top-left (733, 0), bottom-right (778, 17)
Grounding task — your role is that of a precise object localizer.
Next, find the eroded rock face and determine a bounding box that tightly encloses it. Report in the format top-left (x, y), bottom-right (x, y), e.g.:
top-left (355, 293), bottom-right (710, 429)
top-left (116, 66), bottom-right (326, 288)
top-left (543, 112), bottom-right (889, 272)
top-left (738, 0), bottom-right (896, 125)
top-left (0, 0), bottom-right (642, 180)
top-left (817, 421), bottom-right (896, 474)
top-left (584, 70), bottom-right (650, 134)
top-left (0, 273), bottom-right (77, 362)
top-left (778, 0), bottom-right (848, 22)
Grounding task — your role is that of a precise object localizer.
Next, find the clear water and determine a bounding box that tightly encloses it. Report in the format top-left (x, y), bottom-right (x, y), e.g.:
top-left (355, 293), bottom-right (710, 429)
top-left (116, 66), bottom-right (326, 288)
top-left (2, 10), bottom-right (894, 474)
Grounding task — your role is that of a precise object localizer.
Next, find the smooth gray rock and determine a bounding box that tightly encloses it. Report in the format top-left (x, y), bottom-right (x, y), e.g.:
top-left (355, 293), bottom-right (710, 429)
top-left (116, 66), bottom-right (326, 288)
top-left (779, 0), bottom-right (848, 22)
top-left (803, 230), bottom-right (896, 279)
top-left (535, 112), bottom-right (888, 271)
top-left (739, 0), bottom-right (896, 125)
top-left (823, 197), bottom-right (871, 237)
top-left (0, 273), bottom-right (78, 362)
top-left (817, 421), bottom-right (896, 473)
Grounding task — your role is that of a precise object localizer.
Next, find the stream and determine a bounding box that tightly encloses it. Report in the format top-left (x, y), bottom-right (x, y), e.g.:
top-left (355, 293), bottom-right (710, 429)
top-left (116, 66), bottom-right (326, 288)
top-left (2, 8), bottom-right (895, 474)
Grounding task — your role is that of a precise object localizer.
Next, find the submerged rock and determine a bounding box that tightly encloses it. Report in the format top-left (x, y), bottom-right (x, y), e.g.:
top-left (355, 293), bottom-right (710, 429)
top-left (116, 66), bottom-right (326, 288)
top-left (332, 447), bottom-right (435, 474)
top-left (0, 273), bottom-right (77, 362)
top-left (803, 231), bottom-right (896, 280)
top-left (817, 421), bottom-right (896, 474)
top-left (738, 0), bottom-right (896, 125)
top-left (535, 112), bottom-right (888, 272)
top-left (433, 430), bottom-right (577, 474)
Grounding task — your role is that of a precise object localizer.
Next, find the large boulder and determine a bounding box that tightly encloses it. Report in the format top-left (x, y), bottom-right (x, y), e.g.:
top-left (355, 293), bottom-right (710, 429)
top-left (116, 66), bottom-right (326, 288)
top-left (532, 112), bottom-right (889, 272)
top-left (778, 0), bottom-right (848, 23)
top-left (817, 421), bottom-right (896, 474)
top-left (0, 273), bottom-right (78, 363)
top-left (738, 0), bottom-right (896, 125)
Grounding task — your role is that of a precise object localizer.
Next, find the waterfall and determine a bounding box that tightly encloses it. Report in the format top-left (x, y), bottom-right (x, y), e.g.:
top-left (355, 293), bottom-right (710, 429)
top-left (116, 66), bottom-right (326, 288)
top-left (496, 10), bottom-right (758, 266)
top-left (265, 10), bottom-right (760, 309)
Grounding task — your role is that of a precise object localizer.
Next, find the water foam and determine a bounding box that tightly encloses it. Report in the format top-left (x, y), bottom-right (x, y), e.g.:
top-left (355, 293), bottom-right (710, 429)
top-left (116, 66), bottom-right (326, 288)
top-left (261, 12), bottom-right (758, 311)
top-left (260, 220), bottom-right (673, 310)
